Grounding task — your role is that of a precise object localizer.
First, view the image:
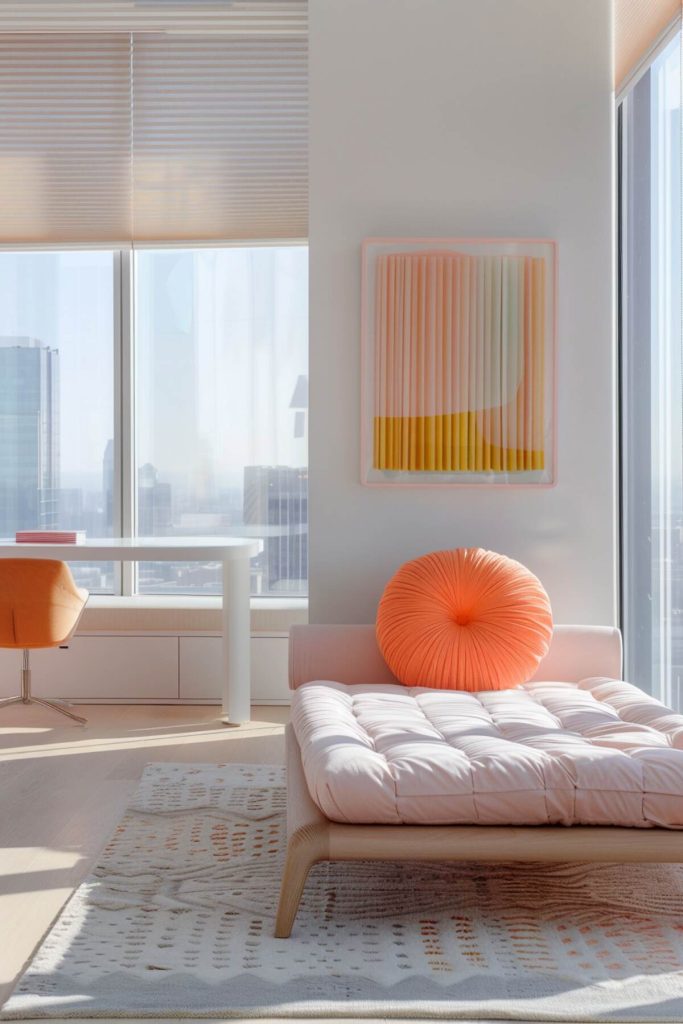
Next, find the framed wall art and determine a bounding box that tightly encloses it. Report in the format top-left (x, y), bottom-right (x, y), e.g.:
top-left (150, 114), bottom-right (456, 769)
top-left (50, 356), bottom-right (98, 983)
top-left (361, 237), bottom-right (557, 487)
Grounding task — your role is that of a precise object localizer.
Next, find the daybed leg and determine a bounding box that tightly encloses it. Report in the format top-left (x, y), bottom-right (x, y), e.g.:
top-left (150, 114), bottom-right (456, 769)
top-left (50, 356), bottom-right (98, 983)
top-left (274, 828), bottom-right (326, 938)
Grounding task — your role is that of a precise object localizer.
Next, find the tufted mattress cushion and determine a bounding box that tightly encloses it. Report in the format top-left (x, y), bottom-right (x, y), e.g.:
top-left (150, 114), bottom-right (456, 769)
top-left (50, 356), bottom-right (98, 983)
top-left (291, 678), bottom-right (683, 827)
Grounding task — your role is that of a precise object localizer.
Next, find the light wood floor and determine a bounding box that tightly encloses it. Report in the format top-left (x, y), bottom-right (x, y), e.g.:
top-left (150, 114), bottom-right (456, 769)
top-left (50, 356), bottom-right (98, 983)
top-left (0, 702), bottom-right (288, 1010)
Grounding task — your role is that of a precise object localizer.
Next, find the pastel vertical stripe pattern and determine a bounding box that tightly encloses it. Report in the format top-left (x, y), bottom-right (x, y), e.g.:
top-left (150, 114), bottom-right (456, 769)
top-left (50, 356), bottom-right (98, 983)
top-left (373, 252), bottom-right (546, 473)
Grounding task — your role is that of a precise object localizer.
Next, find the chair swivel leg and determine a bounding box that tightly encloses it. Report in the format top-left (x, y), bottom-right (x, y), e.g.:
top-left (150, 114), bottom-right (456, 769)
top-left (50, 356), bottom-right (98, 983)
top-left (0, 696), bottom-right (22, 709)
top-left (31, 697), bottom-right (86, 725)
top-left (0, 649), bottom-right (86, 725)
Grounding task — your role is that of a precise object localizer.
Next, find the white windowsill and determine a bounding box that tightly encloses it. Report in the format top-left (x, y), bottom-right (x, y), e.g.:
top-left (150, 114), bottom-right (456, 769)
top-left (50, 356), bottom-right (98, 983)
top-left (87, 595), bottom-right (308, 611)
top-left (80, 595), bottom-right (308, 635)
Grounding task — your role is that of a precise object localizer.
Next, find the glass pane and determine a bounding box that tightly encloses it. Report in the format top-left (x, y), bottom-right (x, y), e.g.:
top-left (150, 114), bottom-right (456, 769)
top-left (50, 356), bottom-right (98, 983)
top-left (621, 33), bottom-right (683, 706)
top-left (0, 251), bottom-right (116, 593)
top-left (134, 246), bottom-right (308, 596)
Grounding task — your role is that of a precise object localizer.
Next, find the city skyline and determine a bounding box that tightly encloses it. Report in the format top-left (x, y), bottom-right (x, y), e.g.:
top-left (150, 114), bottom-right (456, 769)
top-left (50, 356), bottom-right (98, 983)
top-left (0, 309), bottom-right (308, 595)
top-left (0, 245), bottom-right (308, 595)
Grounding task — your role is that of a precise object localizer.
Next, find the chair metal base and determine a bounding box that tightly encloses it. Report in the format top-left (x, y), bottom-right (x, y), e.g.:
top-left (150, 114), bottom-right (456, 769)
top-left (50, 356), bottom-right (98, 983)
top-left (0, 650), bottom-right (86, 725)
top-left (0, 694), bottom-right (87, 725)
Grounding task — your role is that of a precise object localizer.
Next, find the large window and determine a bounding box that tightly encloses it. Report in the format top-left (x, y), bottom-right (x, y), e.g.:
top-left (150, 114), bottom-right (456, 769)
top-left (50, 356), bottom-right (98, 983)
top-left (0, 245), bottom-right (308, 598)
top-left (620, 30), bottom-right (682, 704)
top-left (0, 250), bottom-right (116, 591)
top-left (0, 12), bottom-right (308, 597)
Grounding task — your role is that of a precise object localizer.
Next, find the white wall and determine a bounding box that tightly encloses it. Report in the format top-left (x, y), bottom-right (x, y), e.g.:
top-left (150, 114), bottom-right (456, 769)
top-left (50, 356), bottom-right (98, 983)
top-left (309, 0), bottom-right (615, 625)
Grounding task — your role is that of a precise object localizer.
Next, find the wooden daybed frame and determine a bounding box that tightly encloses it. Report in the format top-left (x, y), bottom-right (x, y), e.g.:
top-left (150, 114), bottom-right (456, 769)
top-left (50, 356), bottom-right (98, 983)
top-left (274, 623), bottom-right (683, 938)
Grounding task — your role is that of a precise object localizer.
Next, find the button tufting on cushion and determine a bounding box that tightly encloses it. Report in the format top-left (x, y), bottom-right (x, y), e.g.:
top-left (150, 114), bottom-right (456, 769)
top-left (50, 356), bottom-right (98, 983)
top-left (291, 679), bottom-right (683, 827)
top-left (376, 547), bottom-right (553, 691)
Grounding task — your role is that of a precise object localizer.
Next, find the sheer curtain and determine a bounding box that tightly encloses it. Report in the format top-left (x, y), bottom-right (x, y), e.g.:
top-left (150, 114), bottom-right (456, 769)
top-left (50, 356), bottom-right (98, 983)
top-left (134, 245), bottom-right (308, 596)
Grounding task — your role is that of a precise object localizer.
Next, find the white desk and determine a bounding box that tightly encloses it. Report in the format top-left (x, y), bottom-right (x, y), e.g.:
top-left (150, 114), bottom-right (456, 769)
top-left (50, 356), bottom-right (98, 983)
top-left (0, 537), bottom-right (261, 724)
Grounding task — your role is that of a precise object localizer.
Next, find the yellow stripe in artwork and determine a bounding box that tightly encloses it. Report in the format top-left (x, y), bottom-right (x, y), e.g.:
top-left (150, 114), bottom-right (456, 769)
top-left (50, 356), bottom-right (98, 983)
top-left (373, 414), bottom-right (544, 472)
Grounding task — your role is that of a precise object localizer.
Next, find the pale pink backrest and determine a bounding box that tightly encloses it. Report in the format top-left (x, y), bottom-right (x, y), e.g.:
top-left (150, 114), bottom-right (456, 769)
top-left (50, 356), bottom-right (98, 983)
top-left (289, 624), bottom-right (623, 689)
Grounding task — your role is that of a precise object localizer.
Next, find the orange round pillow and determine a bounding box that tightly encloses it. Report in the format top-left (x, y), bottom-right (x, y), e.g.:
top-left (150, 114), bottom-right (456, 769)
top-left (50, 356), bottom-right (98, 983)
top-left (376, 548), bottom-right (553, 691)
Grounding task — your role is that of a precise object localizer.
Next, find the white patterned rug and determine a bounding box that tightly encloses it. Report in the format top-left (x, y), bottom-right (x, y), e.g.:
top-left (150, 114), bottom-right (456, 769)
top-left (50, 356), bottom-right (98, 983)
top-left (4, 763), bottom-right (683, 1021)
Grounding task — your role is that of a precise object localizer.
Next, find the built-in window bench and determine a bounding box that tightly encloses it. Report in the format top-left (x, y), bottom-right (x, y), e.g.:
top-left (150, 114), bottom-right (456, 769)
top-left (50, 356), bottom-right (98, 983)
top-left (0, 598), bottom-right (307, 706)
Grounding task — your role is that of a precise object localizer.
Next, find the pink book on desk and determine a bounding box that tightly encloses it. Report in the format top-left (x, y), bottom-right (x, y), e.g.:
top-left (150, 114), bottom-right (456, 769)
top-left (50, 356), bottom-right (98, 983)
top-left (15, 530), bottom-right (86, 544)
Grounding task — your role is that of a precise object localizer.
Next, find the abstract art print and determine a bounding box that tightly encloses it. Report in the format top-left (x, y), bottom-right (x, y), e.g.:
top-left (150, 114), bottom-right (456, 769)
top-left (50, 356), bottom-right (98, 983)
top-left (361, 238), bottom-right (556, 486)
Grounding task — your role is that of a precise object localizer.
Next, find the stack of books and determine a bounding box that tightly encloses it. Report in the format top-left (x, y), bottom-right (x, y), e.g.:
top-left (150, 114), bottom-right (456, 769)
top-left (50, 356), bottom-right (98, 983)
top-left (15, 530), bottom-right (86, 544)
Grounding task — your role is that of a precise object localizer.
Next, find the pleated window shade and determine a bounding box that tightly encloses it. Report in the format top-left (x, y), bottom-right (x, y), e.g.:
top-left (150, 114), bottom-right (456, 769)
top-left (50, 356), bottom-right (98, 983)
top-left (0, 34), bottom-right (133, 243)
top-left (0, 2), bottom-right (306, 35)
top-left (132, 34), bottom-right (307, 242)
top-left (615, 0), bottom-right (681, 93)
top-left (0, 8), bottom-right (307, 243)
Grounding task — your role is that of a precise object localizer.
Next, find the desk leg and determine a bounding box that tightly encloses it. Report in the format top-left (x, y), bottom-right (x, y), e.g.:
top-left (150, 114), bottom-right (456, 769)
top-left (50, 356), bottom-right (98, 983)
top-left (221, 555), bottom-right (251, 725)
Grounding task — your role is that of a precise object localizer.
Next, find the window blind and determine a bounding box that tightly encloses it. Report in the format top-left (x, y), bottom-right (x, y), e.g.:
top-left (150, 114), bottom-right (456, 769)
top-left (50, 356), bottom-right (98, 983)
top-left (615, 0), bottom-right (681, 93)
top-left (0, 3), bottom-right (307, 243)
top-left (132, 33), bottom-right (306, 241)
top-left (0, 34), bottom-right (133, 243)
top-left (0, 2), bottom-right (306, 36)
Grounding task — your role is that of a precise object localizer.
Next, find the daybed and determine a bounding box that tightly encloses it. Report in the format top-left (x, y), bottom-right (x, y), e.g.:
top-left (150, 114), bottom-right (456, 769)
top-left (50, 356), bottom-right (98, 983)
top-left (274, 623), bottom-right (683, 938)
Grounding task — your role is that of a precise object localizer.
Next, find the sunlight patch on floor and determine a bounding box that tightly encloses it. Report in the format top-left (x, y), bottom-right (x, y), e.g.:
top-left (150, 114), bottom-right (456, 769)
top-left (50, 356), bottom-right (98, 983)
top-left (0, 725), bottom-right (286, 761)
top-left (0, 848), bottom-right (82, 874)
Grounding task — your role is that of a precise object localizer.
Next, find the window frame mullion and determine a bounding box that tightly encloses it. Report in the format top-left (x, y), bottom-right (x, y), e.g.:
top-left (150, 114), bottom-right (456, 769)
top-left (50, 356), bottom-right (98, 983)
top-left (118, 247), bottom-right (136, 595)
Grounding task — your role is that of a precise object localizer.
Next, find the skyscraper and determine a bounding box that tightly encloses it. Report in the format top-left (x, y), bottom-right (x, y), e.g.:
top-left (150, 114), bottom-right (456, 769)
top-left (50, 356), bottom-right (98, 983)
top-left (243, 465), bottom-right (307, 594)
top-left (138, 462), bottom-right (172, 536)
top-left (0, 337), bottom-right (59, 537)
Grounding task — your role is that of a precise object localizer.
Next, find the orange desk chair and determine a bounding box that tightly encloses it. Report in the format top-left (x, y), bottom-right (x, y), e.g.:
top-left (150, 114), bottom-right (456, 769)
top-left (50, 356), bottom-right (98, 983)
top-left (0, 559), bottom-right (89, 725)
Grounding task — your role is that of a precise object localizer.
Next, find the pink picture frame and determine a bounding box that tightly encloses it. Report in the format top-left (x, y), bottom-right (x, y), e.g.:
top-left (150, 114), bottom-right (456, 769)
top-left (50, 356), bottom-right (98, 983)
top-left (360, 237), bottom-right (558, 488)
